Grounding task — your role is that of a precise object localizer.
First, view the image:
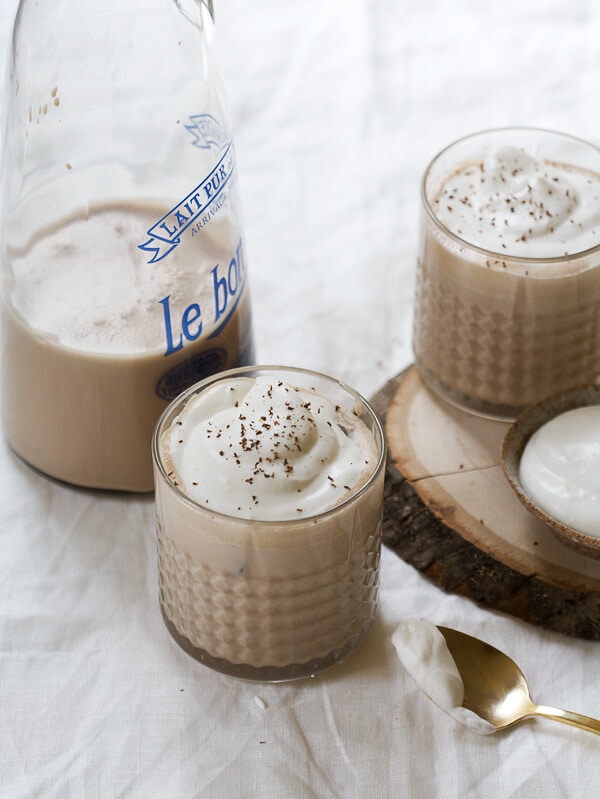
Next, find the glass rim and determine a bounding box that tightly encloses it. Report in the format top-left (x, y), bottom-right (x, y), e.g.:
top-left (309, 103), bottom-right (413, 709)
top-left (152, 364), bottom-right (387, 527)
top-left (421, 125), bottom-right (600, 265)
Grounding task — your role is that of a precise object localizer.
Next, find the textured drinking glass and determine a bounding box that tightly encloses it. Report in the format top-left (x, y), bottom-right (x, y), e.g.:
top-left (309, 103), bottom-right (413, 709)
top-left (152, 366), bottom-right (386, 681)
top-left (413, 128), bottom-right (600, 420)
top-left (0, 0), bottom-right (254, 491)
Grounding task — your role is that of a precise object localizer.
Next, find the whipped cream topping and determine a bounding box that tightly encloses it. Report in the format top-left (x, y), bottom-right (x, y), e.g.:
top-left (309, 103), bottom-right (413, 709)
top-left (392, 619), bottom-right (495, 735)
top-left (519, 405), bottom-right (600, 537)
top-left (432, 145), bottom-right (600, 258)
top-left (164, 376), bottom-right (378, 521)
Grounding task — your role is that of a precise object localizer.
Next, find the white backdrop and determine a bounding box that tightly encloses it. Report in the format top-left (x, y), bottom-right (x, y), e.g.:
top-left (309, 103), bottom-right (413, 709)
top-left (2, 1), bottom-right (600, 797)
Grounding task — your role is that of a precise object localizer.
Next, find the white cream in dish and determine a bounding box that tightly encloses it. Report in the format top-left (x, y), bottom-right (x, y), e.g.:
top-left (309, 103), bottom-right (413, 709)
top-left (432, 146), bottom-right (600, 259)
top-left (164, 375), bottom-right (378, 520)
top-left (519, 405), bottom-right (600, 537)
top-left (392, 619), bottom-right (495, 735)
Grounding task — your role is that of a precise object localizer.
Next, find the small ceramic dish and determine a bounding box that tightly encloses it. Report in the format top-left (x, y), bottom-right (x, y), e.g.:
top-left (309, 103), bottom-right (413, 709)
top-left (501, 385), bottom-right (600, 559)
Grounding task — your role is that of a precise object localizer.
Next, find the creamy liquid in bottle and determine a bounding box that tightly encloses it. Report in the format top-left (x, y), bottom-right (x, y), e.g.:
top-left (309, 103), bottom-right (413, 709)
top-left (2, 203), bottom-right (254, 491)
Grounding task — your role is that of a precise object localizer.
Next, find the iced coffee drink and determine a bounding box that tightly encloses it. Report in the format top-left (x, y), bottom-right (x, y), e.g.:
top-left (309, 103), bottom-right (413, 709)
top-left (413, 128), bottom-right (600, 418)
top-left (152, 366), bottom-right (385, 681)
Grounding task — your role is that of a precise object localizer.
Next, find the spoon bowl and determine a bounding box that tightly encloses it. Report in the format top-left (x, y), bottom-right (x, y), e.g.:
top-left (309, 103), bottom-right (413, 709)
top-left (438, 626), bottom-right (600, 735)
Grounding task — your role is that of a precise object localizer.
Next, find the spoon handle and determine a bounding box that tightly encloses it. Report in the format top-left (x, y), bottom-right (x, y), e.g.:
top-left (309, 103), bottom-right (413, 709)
top-left (534, 704), bottom-right (600, 735)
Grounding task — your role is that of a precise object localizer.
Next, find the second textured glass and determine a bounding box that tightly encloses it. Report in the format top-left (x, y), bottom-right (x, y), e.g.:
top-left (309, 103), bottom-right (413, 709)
top-left (413, 128), bottom-right (600, 419)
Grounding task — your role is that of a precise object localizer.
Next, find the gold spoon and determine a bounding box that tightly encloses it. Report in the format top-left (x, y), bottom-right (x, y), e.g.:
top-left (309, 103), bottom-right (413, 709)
top-left (438, 626), bottom-right (600, 735)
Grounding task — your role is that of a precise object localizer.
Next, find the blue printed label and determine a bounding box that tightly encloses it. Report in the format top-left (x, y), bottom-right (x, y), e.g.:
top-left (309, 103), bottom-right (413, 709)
top-left (138, 114), bottom-right (234, 264)
top-left (185, 113), bottom-right (230, 150)
top-left (155, 348), bottom-right (228, 401)
top-left (158, 238), bottom-right (248, 357)
top-left (140, 114), bottom-right (250, 363)
top-left (138, 143), bottom-right (235, 263)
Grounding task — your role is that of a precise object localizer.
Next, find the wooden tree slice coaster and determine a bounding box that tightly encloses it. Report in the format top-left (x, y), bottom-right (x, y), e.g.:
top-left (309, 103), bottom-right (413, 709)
top-left (370, 365), bottom-right (600, 640)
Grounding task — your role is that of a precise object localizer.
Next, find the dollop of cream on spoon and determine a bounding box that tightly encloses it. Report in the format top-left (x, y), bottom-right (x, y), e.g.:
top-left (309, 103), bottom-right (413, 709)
top-left (392, 619), bottom-right (496, 735)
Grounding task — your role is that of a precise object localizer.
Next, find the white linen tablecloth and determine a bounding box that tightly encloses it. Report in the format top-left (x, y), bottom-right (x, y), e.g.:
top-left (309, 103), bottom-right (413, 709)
top-left (2, 1), bottom-right (600, 796)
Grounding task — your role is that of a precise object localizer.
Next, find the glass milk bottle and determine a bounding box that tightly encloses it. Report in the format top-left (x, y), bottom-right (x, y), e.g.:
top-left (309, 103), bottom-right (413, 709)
top-left (0, 0), bottom-right (255, 491)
